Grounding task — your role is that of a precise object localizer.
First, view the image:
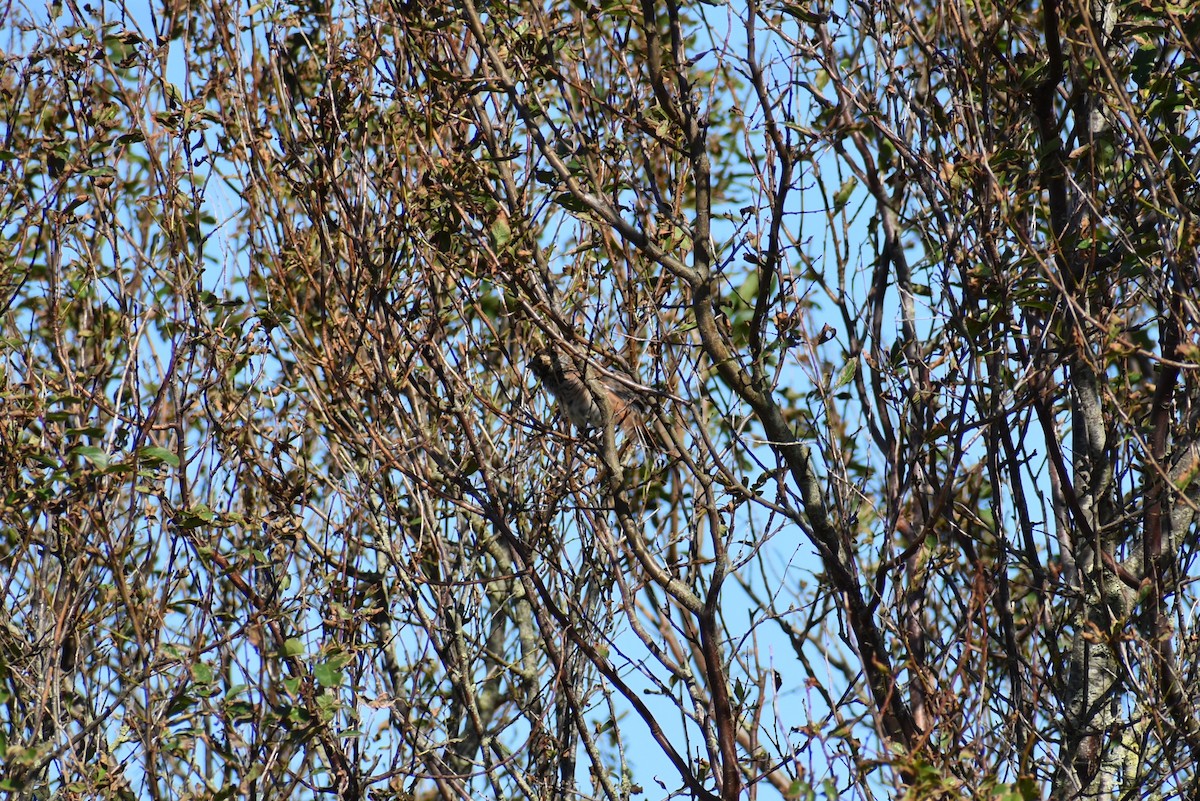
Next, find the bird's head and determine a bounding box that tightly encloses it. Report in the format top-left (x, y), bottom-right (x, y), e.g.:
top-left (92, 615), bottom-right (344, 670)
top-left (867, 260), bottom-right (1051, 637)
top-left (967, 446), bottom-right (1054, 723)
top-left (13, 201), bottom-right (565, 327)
top-left (526, 348), bottom-right (567, 385)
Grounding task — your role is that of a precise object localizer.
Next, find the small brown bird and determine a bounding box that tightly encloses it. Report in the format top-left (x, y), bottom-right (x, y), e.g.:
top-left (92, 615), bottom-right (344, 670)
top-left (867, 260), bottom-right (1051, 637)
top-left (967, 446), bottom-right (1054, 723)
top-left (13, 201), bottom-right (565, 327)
top-left (527, 347), bottom-right (646, 436)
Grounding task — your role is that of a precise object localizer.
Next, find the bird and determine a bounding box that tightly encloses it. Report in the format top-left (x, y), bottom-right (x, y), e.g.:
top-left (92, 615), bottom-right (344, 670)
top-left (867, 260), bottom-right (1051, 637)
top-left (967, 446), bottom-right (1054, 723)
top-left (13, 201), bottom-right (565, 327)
top-left (526, 347), bottom-right (647, 437)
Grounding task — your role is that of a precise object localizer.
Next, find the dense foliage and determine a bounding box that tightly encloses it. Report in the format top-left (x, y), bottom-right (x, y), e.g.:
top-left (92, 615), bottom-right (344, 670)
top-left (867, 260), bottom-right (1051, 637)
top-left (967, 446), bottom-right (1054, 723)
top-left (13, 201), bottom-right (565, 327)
top-left (1, 0), bottom-right (1198, 799)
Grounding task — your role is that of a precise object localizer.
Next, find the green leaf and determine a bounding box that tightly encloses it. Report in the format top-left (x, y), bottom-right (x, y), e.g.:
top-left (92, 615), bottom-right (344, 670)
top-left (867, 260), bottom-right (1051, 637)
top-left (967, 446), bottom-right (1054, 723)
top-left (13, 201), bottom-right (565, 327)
top-left (1016, 777), bottom-right (1040, 801)
top-left (225, 700), bottom-right (257, 723)
top-left (552, 192), bottom-right (588, 213)
top-left (176, 503), bottom-right (216, 529)
top-left (490, 216), bottom-right (511, 247)
top-left (780, 2), bottom-right (825, 23)
top-left (832, 177), bottom-right (857, 210)
top-left (66, 426), bottom-right (105, 437)
top-left (139, 446), bottom-right (180, 467)
top-left (313, 661), bottom-right (344, 688)
top-left (71, 445), bottom-right (109, 469)
top-left (284, 638), bottom-right (305, 657)
top-left (1130, 47), bottom-right (1156, 89)
top-left (832, 355), bottom-right (858, 390)
top-left (166, 692), bottom-right (198, 715)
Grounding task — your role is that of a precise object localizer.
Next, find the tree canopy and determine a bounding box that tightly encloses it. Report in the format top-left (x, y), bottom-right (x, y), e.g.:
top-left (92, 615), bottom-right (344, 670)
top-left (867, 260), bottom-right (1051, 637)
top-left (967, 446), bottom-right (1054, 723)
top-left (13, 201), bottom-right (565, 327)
top-left (2, 0), bottom-right (1198, 799)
